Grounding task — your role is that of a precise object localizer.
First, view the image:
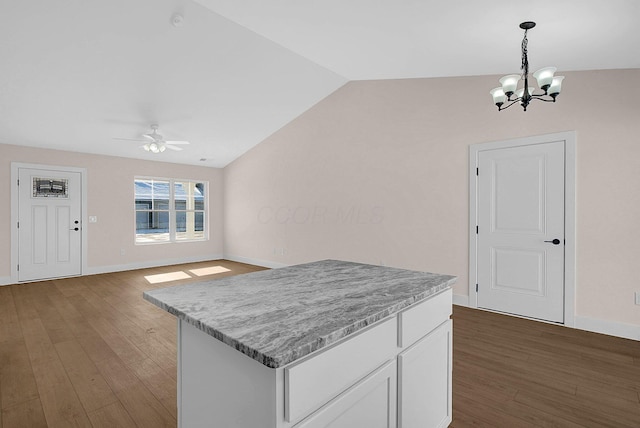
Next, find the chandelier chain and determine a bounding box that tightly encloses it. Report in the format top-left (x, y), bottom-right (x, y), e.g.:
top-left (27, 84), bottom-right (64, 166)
top-left (521, 29), bottom-right (529, 79)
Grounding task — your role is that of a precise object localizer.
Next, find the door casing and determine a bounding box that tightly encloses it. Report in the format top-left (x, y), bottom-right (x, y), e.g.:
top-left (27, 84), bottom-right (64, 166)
top-left (469, 131), bottom-right (576, 326)
top-left (10, 162), bottom-right (88, 284)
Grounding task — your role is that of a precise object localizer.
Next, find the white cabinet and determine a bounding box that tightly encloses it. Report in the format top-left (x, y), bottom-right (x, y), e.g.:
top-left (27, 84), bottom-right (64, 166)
top-left (398, 320), bottom-right (452, 428)
top-left (296, 360), bottom-right (397, 428)
top-left (285, 317), bottom-right (397, 424)
top-left (177, 288), bottom-right (452, 428)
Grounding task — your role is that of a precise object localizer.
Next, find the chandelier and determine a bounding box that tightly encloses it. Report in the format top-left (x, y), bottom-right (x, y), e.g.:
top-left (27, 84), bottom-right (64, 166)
top-left (490, 22), bottom-right (564, 111)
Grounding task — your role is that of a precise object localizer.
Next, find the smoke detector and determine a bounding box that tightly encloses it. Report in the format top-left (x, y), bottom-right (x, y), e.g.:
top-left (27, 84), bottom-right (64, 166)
top-left (171, 14), bottom-right (184, 27)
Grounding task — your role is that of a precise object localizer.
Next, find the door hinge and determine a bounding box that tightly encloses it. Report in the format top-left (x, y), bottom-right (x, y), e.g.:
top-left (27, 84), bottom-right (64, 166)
top-left (17, 221), bottom-right (19, 229)
top-left (476, 225), bottom-right (478, 234)
top-left (17, 264), bottom-right (19, 272)
top-left (476, 283), bottom-right (478, 292)
top-left (476, 167), bottom-right (479, 176)
top-left (17, 179), bottom-right (20, 186)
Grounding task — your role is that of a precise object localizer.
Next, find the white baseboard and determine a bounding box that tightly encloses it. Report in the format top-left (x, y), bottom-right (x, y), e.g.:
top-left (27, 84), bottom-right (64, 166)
top-left (0, 276), bottom-right (12, 286)
top-left (223, 254), bottom-right (289, 269)
top-left (83, 253), bottom-right (225, 276)
top-left (454, 293), bottom-right (639, 342)
top-left (574, 316), bottom-right (640, 341)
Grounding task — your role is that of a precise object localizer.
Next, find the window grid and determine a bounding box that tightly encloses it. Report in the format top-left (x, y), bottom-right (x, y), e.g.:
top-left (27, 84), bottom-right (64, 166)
top-left (135, 178), bottom-right (207, 244)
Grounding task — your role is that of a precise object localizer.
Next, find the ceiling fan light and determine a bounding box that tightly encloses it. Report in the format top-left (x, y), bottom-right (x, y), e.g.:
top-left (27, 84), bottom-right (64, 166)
top-left (499, 74), bottom-right (521, 97)
top-left (149, 142), bottom-right (160, 153)
top-left (490, 87), bottom-right (507, 107)
top-left (159, 144), bottom-right (166, 153)
top-left (533, 67), bottom-right (556, 91)
top-left (143, 143), bottom-right (151, 152)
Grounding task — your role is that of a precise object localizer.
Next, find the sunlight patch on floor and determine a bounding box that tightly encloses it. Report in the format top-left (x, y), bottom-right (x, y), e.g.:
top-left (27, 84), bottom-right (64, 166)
top-left (145, 271), bottom-right (192, 284)
top-left (189, 266), bottom-right (231, 277)
top-left (144, 265), bottom-right (233, 284)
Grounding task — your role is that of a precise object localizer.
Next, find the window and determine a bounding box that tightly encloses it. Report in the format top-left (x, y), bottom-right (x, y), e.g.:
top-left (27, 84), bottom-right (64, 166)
top-left (135, 178), bottom-right (207, 243)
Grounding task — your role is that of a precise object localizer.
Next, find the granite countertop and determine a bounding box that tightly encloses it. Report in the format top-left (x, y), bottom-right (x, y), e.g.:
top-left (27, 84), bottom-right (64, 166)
top-left (143, 259), bottom-right (456, 368)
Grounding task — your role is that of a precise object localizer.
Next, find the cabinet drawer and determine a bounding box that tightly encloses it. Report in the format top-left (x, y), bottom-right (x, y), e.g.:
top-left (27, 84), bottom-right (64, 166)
top-left (285, 317), bottom-right (397, 424)
top-left (398, 289), bottom-right (451, 348)
top-left (295, 359), bottom-right (397, 428)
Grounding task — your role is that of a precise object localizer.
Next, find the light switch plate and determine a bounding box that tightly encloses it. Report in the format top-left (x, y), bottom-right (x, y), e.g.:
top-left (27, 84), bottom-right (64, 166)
top-left (635, 292), bottom-right (640, 305)
top-left (89, 216), bottom-right (98, 223)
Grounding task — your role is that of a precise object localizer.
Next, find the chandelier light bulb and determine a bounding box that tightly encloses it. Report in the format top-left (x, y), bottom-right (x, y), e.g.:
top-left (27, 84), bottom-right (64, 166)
top-left (499, 75), bottom-right (520, 97)
top-left (490, 88), bottom-right (507, 107)
top-left (515, 87), bottom-right (535, 99)
top-left (533, 67), bottom-right (557, 92)
top-left (548, 76), bottom-right (565, 96)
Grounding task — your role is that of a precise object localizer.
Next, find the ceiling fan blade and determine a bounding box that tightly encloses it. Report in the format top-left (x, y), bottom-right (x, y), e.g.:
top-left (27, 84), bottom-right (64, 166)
top-left (165, 144), bottom-right (183, 151)
top-left (165, 140), bottom-right (190, 145)
top-left (142, 133), bottom-right (157, 142)
top-left (113, 137), bottom-right (146, 142)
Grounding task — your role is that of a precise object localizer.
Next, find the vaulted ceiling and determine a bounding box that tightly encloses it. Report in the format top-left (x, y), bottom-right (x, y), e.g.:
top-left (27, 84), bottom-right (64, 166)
top-left (1, 0), bottom-right (638, 167)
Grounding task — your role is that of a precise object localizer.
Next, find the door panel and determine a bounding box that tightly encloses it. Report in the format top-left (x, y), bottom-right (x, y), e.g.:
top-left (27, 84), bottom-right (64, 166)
top-left (56, 205), bottom-right (72, 262)
top-left (477, 141), bottom-right (565, 323)
top-left (492, 248), bottom-right (544, 296)
top-left (32, 205), bottom-right (48, 264)
top-left (18, 168), bottom-right (82, 281)
top-left (492, 154), bottom-right (545, 233)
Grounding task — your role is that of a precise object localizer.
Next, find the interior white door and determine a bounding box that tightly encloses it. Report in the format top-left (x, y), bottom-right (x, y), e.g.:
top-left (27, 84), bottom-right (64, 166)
top-left (477, 141), bottom-right (565, 323)
top-left (18, 168), bottom-right (82, 281)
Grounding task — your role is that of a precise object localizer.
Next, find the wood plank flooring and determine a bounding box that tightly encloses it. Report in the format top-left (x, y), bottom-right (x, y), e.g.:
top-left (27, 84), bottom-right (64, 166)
top-left (451, 306), bottom-right (640, 427)
top-left (1, 260), bottom-right (639, 427)
top-left (0, 260), bottom-right (265, 428)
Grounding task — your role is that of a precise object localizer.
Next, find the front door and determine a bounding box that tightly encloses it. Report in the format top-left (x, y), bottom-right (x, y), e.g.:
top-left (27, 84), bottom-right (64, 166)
top-left (476, 140), bottom-right (565, 323)
top-left (18, 167), bottom-right (82, 281)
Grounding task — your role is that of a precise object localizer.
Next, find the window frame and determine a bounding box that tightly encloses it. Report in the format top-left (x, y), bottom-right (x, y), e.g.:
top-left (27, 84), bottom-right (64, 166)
top-left (134, 176), bottom-right (209, 245)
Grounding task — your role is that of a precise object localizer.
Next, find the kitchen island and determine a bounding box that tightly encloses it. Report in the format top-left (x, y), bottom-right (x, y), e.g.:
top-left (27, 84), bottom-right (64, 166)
top-left (144, 259), bottom-right (456, 428)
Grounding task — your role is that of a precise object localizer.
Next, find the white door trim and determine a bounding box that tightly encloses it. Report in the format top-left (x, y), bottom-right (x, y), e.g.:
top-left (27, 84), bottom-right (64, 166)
top-left (10, 162), bottom-right (88, 284)
top-left (468, 131), bottom-right (576, 326)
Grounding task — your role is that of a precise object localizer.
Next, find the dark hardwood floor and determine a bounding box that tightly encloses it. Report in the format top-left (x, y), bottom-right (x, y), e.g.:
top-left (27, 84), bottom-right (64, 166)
top-left (0, 260), bottom-right (638, 427)
top-left (451, 305), bottom-right (640, 427)
top-left (0, 260), bottom-right (266, 427)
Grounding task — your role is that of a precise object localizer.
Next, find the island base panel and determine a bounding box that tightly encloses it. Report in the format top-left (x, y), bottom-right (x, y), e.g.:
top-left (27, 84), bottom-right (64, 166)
top-left (178, 320), bottom-right (280, 428)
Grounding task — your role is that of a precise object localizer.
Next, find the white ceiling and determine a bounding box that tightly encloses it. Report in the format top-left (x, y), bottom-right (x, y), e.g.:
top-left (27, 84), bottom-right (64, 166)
top-left (1, 0), bottom-right (638, 167)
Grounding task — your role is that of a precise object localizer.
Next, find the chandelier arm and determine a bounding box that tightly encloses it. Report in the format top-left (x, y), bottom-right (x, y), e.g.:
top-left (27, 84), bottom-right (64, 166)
top-left (497, 98), bottom-right (523, 111)
top-left (529, 96), bottom-right (557, 103)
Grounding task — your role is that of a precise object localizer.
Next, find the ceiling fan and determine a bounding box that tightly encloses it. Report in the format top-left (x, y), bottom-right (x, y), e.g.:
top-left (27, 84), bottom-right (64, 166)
top-left (114, 124), bottom-right (189, 153)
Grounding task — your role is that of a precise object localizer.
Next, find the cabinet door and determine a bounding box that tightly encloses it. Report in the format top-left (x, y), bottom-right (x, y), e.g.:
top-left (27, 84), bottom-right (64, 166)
top-left (398, 320), bottom-right (452, 428)
top-left (296, 360), bottom-right (397, 428)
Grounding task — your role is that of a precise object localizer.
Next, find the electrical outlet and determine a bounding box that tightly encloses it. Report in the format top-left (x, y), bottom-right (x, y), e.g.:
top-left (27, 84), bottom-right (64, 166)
top-left (635, 291), bottom-right (640, 305)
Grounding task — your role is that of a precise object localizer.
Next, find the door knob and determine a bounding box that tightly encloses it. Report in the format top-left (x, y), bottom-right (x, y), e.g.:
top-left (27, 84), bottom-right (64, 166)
top-left (544, 238), bottom-right (561, 245)
top-left (70, 227), bottom-right (79, 231)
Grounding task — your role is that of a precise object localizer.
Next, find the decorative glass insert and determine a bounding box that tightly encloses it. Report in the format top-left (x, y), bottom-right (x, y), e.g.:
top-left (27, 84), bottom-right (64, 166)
top-left (32, 177), bottom-right (69, 198)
